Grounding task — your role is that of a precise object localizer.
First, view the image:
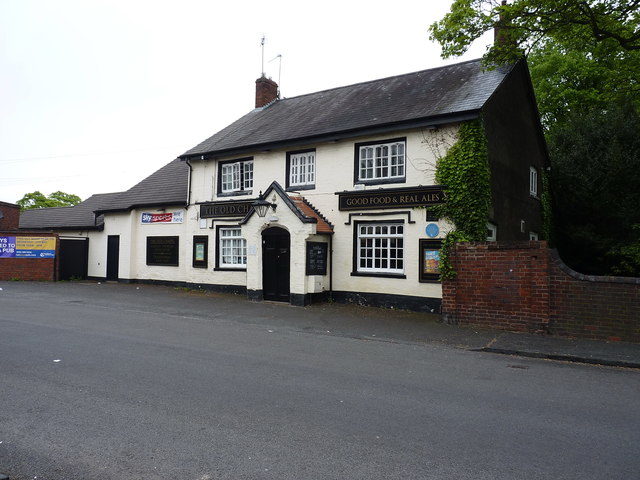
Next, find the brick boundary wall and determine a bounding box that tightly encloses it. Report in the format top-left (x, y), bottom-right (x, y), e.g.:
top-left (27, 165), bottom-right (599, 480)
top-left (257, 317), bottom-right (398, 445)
top-left (442, 241), bottom-right (640, 343)
top-left (0, 231), bottom-right (59, 281)
top-left (548, 250), bottom-right (640, 342)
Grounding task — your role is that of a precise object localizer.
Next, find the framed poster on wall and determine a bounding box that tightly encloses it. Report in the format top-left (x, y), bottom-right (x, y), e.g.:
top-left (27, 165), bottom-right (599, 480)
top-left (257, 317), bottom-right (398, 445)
top-left (419, 239), bottom-right (442, 283)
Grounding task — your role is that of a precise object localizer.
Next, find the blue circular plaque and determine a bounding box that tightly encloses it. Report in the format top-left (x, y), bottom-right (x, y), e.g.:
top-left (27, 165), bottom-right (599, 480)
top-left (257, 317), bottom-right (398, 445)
top-left (425, 223), bottom-right (440, 238)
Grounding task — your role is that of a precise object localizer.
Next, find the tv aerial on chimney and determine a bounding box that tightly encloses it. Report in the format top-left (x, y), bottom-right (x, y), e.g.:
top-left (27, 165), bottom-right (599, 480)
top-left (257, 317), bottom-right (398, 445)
top-left (260, 35), bottom-right (282, 96)
top-left (269, 54), bottom-right (282, 95)
top-left (260, 35), bottom-right (266, 76)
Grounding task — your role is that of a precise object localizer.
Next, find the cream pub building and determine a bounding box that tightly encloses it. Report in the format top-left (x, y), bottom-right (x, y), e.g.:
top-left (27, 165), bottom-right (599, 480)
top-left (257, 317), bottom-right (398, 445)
top-left (20, 58), bottom-right (547, 312)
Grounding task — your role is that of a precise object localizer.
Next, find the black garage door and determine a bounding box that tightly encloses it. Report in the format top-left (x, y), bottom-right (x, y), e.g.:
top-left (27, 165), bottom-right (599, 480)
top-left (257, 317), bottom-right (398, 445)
top-left (59, 238), bottom-right (89, 281)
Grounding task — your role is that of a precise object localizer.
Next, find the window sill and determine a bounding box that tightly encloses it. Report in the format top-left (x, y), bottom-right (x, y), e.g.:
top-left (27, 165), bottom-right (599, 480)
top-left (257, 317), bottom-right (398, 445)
top-left (351, 271), bottom-right (406, 279)
top-left (355, 178), bottom-right (405, 187)
top-left (217, 190), bottom-right (253, 198)
top-left (214, 267), bottom-right (247, 272)
top-left (286, 184), bottom-right (315, 192)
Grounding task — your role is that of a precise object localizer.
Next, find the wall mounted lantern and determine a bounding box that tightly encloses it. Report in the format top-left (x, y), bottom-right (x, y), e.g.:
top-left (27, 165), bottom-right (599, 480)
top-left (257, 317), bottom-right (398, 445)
top-left (252, 191), bottom-right (277, 218)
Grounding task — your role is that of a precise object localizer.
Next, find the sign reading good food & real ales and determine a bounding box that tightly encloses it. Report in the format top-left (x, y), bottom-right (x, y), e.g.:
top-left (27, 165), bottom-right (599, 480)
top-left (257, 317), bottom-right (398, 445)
top-left (336, 186), bottom-right (445, 211)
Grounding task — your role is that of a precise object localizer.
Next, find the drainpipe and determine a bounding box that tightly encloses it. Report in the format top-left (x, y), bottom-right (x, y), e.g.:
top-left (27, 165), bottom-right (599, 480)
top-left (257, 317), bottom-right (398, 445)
top-left (329, 234), bottom-right (333, 301)
top-left (185, 158), bottom-right (193, 207)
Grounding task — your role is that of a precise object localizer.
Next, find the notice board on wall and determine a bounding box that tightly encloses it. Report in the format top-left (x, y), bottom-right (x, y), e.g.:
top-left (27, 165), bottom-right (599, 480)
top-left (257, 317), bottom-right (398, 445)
top-left (306, 242), bottom-right (328, 276)
top-left (146, 236), bottom-right (179, 266)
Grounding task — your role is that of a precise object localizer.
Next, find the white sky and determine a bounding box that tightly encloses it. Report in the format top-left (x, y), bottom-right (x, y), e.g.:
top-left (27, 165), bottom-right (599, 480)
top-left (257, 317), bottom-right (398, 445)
top-left (0, 0), bottom-right (493, 204)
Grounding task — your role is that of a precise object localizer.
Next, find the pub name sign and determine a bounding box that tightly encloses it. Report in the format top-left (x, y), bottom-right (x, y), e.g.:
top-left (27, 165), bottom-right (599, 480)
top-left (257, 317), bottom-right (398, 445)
top-left (336, 186), bottom-right (446, 211)
top-left (200, 200), bottom-right (254, 219)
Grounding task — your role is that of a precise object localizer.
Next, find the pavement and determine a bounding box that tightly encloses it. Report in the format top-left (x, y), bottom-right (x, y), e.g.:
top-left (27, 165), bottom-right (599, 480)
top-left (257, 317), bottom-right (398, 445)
top-left (282, 296), bottom-right (640, 369)
top-left (2, 280), bottom-right (639, 370)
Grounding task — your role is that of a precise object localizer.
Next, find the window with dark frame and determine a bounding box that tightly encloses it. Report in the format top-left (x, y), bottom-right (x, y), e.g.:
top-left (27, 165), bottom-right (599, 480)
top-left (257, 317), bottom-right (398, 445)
top-left (354, 138), bottom-right (406, 185)
top-left (192, 235), bottom-right (208, 268)
top-left (287, 149), bottom-right (316, 189)
top-left (215, 226), bottom-right (247, 270)
top-left (352, 221), bottom-right (405, 277)
top-left (419, 239), bottom-right (442, 282)
top-left (218, 158), bottom-right (253, 195)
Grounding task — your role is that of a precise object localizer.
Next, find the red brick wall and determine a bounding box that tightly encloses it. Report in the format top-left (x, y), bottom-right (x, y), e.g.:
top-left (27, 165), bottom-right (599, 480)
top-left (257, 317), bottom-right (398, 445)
top-left (0, 202), bottom-right (20, 230)
top-left (442, 241), bottom-right (640, 343)
top-left (442, 242), bottom-right (551, 333)
top-left (548, 252), bottom-right (640, 342)
top-left (0, 232), bottom-right (58, 281)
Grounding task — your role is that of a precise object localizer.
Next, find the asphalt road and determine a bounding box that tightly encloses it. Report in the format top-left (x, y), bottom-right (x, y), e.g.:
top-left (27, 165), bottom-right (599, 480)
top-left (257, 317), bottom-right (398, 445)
top-left (1, 282), bottom-right (638, 480)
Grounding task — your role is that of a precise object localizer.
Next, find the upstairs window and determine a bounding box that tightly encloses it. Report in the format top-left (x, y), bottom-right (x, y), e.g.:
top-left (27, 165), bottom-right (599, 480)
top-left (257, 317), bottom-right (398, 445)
top-left (355, 138), bottom-right (406, 184)
top-left (529, 166), bottom-right (538, 197)
top-left (219, 158), bottom-right (253, 195)
top-left (287, 150), bottom-right (316, 189)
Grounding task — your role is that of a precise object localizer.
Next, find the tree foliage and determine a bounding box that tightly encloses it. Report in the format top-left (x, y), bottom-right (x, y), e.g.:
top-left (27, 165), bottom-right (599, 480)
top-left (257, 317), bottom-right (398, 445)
top-left (17, 191), bottom-right (82, 210)
top-left (429, 0), bottom-right (640, 67)
top-left (548, 101), bottom-right (640, 276)
top-left (528, 38), bottom-right (640, 127)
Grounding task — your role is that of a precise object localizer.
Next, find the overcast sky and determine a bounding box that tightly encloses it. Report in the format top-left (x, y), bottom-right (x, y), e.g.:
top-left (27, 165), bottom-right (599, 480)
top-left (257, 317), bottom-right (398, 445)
top-left (0, 0), bottom-right (493, 204)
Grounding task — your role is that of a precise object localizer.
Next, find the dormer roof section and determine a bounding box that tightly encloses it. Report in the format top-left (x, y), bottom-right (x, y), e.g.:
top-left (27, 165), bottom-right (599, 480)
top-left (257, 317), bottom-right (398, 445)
top-left (240, 181), bottom-right (333, 234)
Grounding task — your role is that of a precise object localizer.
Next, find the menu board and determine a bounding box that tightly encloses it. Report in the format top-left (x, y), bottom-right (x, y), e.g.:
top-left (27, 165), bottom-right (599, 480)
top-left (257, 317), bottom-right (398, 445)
top-left (146, 236), bottom-right (179, 266)
top-left (306, 242), bottom-right (328, 275)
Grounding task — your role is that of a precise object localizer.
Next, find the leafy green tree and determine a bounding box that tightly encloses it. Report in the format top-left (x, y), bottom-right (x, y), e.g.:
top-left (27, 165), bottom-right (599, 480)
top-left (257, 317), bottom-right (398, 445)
top-left (17, 191), bottom-right (82, 210)
top-left (528, 38), bottom-right (640, 127)
top-left (548, 101), bottom-right (640, 276)
top-left (429, 0), bottom-right (640, 67)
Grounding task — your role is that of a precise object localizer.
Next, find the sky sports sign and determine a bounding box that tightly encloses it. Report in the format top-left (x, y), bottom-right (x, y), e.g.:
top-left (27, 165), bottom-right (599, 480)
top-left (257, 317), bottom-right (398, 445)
top-left (140, 210), bottom-right (184, 224)
top-left (0, 236), bottom-right (56, 258)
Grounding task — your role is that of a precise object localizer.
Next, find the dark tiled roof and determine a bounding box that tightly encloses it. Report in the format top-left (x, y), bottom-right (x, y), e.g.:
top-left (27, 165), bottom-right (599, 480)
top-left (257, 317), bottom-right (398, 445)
top-left (94, 158), bottom-right (189, 213)
top-left (19, 158), bottom-right (189, 229)
top-left (19, 192), bottom-right (122, 230)
top-left (182, 59), bottom-right (513, 158)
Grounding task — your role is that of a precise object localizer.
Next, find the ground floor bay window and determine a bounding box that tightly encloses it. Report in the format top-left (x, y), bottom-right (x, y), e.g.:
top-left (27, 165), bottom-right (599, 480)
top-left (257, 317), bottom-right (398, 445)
top-left (354, 222), bottom-right (405, 277)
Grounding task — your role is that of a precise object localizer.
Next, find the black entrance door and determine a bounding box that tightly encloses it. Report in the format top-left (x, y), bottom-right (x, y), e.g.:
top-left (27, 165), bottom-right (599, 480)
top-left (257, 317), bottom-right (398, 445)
top-left (262, 227), bottom-right (290, 302)
top-left (59, 238), bottom-right (89, 280)
top-left (106, 235), bottom-right (119, 281)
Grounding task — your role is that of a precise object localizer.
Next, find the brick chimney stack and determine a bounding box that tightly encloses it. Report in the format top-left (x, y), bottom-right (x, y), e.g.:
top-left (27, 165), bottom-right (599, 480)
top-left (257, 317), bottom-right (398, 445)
top-left (255, 75), bottom-right (279, 108)
top-left (494, 0), bottom-right (508, 46)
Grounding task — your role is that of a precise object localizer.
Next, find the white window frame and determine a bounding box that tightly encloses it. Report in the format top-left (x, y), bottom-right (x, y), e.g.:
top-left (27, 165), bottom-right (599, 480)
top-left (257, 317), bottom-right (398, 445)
top-left (356, 223), bottom-right (404, 275)
top-left (357, 139), bottom-right (406, 183)
top-left (487, 223), bottom-right (497, 242)
top-left (220, 159), bottom-right (253, 194)
top-left (529, 166), bottom-right (538, 197)
top-left (289, 151), bottom-right (316, 187)
top-left (218, 227), bottom-right (247, 269)
top-left (529, 232), bottom-right (539, 241)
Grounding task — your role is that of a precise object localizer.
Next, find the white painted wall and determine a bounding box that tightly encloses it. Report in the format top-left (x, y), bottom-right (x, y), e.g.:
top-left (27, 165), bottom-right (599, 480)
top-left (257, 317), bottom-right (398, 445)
top-left (87, 125), bottom-right (457, 302)
top-left (191, 126), bottom-right (458, 300)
